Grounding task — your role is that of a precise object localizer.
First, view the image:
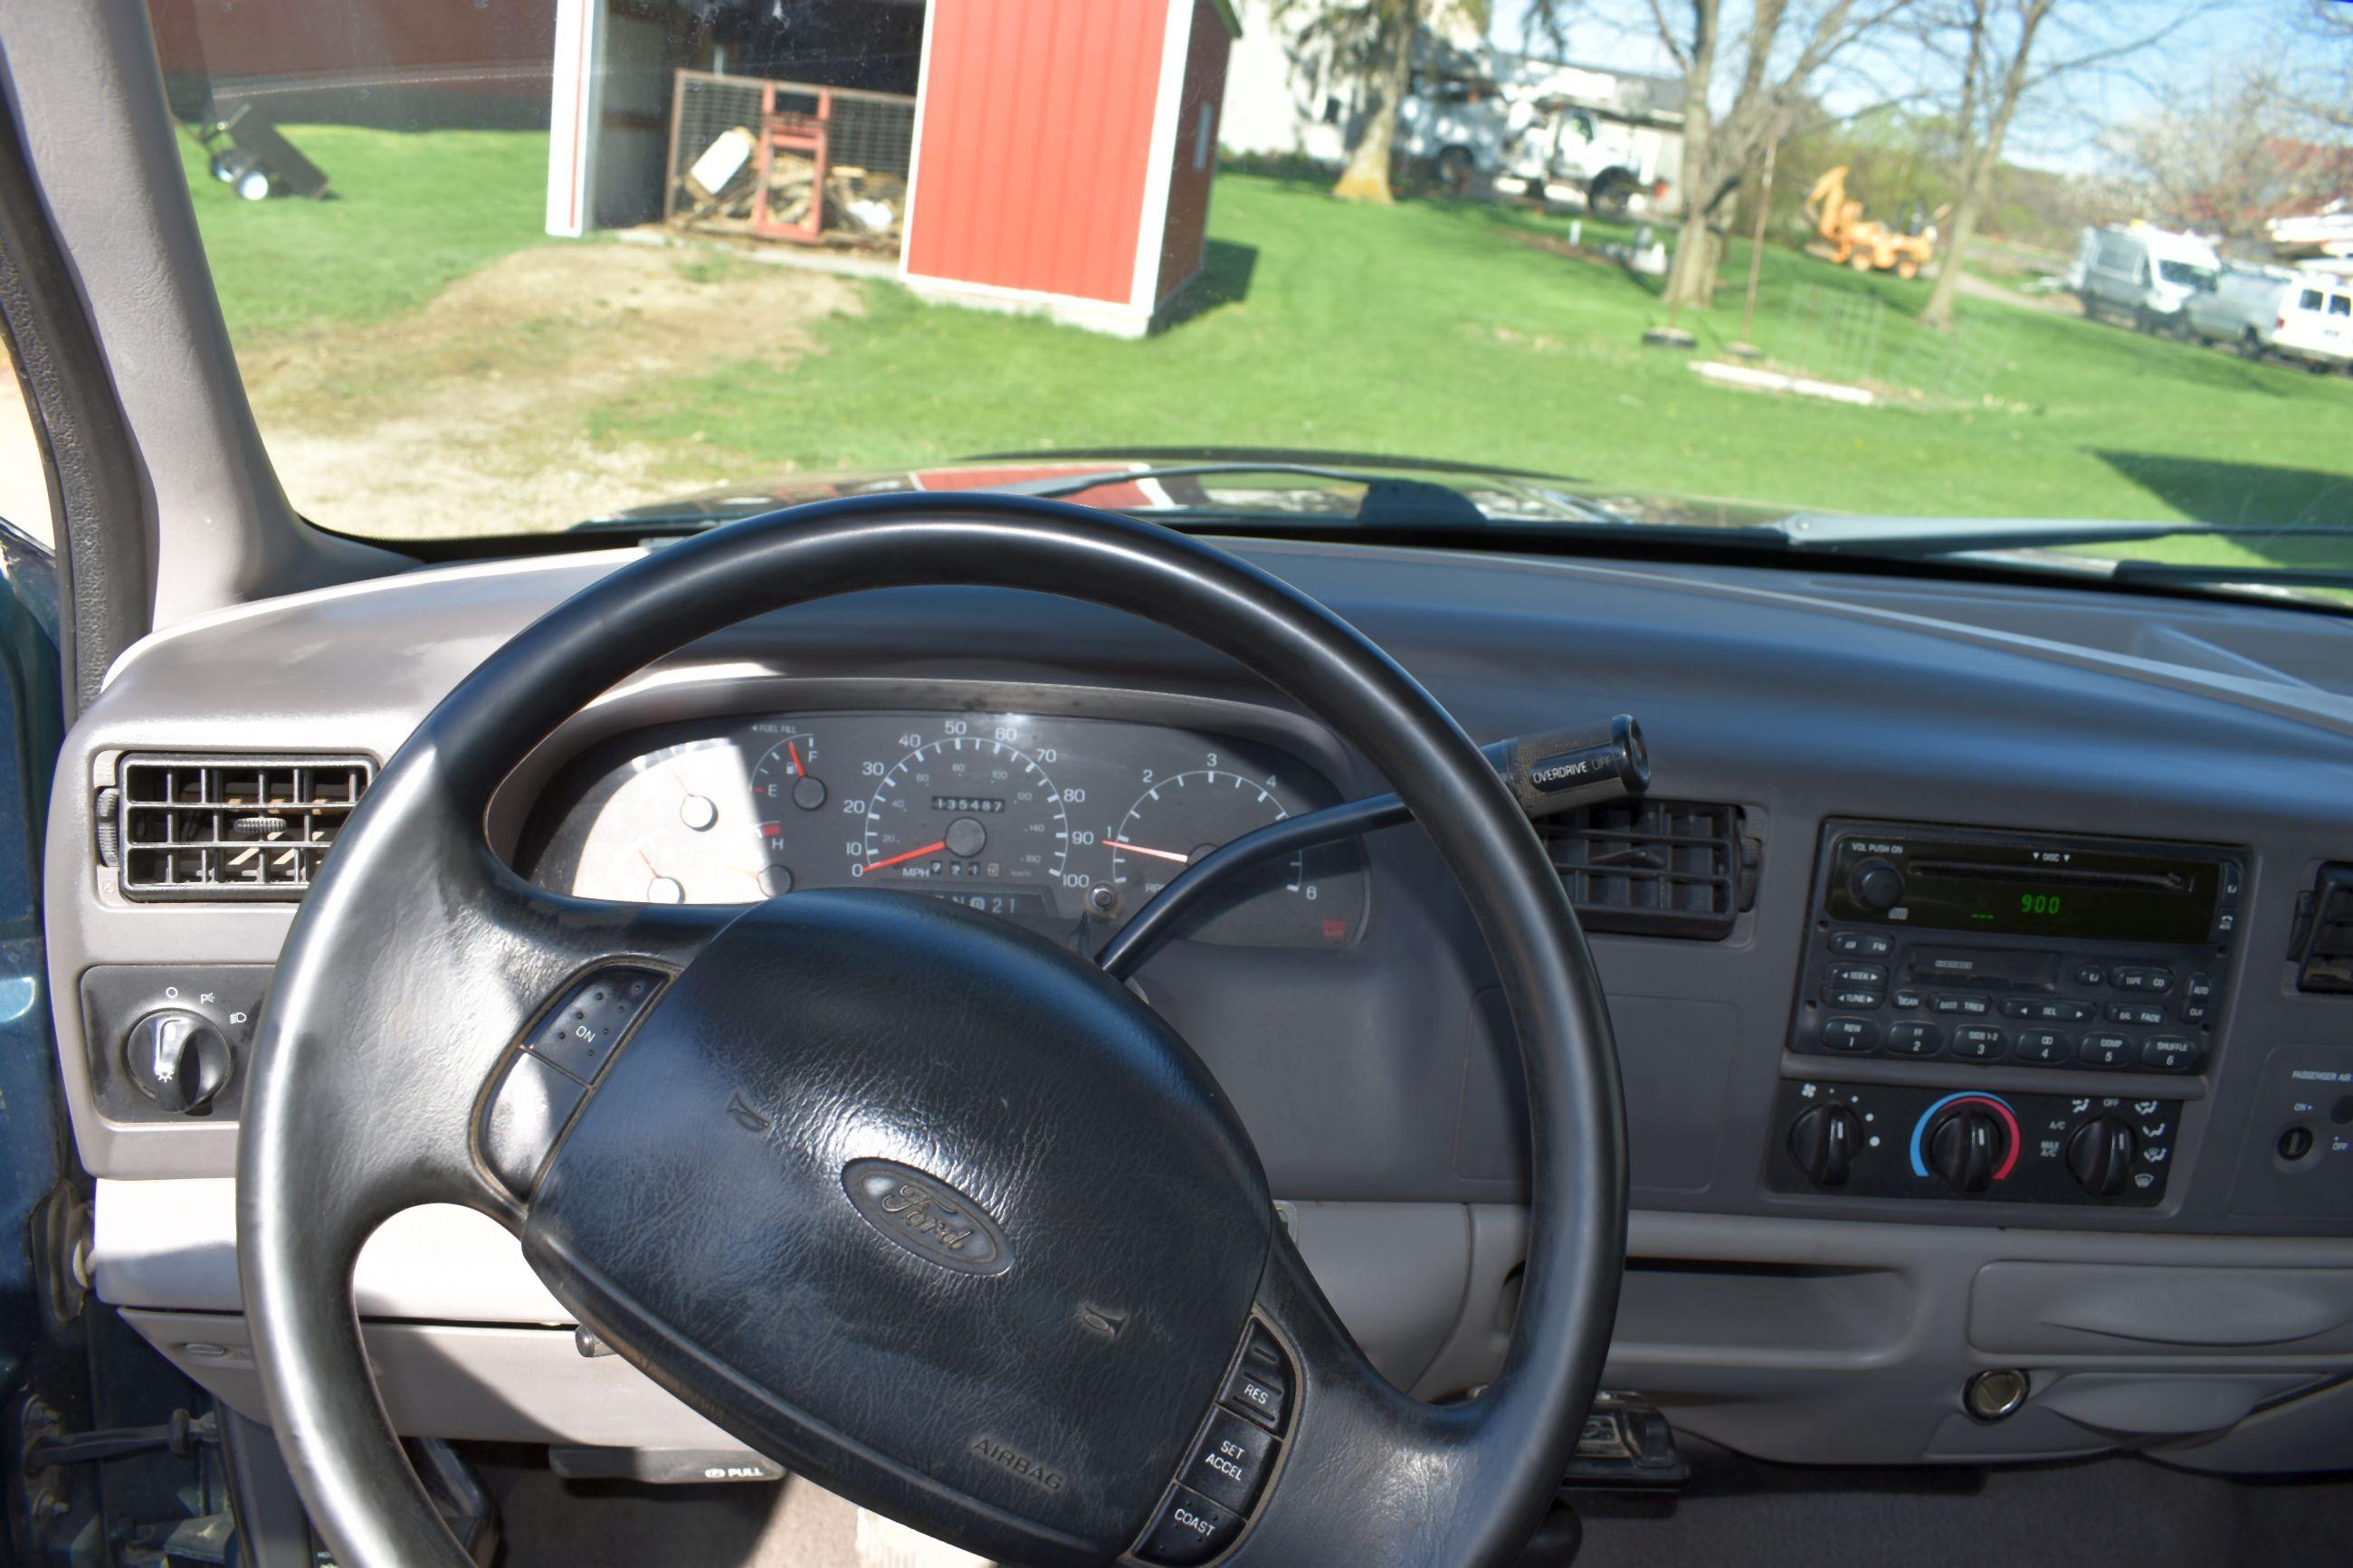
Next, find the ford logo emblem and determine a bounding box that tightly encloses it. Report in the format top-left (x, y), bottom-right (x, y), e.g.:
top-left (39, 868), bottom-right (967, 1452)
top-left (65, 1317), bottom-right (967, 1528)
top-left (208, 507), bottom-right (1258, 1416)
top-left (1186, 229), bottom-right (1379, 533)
top-left (841, 1158), bottom-right (1015, 1278)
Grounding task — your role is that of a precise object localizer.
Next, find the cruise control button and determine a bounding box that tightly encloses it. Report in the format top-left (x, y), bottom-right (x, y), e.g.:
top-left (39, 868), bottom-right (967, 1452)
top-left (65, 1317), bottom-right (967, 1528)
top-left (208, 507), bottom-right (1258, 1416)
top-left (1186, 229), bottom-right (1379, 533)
top-left (1886, 1022), bottom-right (1942, 1056)
top-left (2140, 1036), bottom-right (2200, 1072)
top-left (1178, 1411), bottom-right (1277, 1515)
top-left (1949, 1025), bottom-right (2007, 1060)
top-left (1138, 1487), bottom-right (1243, 1566)
top-left (2015, 1031), bottom-right (2071, 1064)
top-left (527, 966), bottom-right (667, 1081)
top-left (1818, 1017), bottom-right (1878, 1053)
top-left (481, 1053), bottom-right (588, 1194)
top-left (1222, 1357), bottom-right (1289, 1430)
top-left (2077, 1032), bottom-right (2132, 1067)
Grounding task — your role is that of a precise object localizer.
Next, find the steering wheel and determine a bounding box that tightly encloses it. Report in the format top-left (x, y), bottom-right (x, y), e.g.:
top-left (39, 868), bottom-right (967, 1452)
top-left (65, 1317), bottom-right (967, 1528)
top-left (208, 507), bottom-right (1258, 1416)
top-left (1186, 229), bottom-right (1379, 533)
top-left (238, 494), bottom-right (1626, 1568)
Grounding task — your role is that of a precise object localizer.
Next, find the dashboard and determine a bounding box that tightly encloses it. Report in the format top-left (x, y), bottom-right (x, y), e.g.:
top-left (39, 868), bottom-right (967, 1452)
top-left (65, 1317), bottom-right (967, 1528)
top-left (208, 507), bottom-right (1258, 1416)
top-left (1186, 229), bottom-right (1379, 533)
top-left (519, 710), bottom-right (1367, 947)
top-left (43, 537), bottom-right (2353, 1482)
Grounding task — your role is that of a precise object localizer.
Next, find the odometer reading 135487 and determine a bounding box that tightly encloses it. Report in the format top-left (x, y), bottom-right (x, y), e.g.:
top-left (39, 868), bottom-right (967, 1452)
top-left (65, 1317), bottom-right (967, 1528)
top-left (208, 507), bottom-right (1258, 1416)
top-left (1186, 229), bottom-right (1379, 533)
top-left (854, 727), bottom-right (1070, 891)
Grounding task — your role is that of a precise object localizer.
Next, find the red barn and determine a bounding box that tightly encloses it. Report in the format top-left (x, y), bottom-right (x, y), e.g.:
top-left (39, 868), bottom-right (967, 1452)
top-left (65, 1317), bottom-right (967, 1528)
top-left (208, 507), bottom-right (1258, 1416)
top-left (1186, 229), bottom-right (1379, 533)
top-left (900, 0), bottom-right (1239, 337)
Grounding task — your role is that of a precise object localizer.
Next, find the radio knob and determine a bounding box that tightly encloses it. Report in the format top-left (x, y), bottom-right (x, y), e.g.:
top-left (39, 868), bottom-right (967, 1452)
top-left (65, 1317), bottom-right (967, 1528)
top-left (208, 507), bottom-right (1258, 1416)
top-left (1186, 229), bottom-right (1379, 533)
top-left (1787, 1103), bottom-right (1861, 1187)
top-left (1926, 1107), bottom-right (2009, 1193)
top-left (2066, 1116), bottom-right (2138, 1199)
top-left (1849, 857), bottom-right (1906, 912)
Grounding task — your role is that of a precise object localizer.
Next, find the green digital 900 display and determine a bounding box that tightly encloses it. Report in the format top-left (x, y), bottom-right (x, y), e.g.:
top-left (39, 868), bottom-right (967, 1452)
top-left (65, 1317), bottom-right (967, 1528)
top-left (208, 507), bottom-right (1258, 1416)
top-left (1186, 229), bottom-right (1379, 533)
top-left (1825, 832), bottom-right (2225, 945)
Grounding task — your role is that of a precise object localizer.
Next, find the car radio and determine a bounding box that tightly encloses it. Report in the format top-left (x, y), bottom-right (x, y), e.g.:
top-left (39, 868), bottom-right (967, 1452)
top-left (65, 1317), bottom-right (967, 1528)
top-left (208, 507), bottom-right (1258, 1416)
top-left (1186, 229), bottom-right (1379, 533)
top-left (1789, 821), bottom-right (2244, 1077)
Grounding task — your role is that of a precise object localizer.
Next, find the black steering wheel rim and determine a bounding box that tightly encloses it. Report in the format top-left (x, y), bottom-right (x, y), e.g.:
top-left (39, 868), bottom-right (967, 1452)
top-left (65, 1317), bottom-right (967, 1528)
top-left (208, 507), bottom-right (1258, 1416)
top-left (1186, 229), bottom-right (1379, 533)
top-left (239, 493), bottom-right (1626, 1567)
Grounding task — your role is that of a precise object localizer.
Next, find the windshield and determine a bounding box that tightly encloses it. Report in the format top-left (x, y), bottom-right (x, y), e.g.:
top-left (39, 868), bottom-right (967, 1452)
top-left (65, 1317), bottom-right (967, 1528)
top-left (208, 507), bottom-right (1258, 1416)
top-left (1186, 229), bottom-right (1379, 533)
top-left (148, 0), bottom-right (2353, 601)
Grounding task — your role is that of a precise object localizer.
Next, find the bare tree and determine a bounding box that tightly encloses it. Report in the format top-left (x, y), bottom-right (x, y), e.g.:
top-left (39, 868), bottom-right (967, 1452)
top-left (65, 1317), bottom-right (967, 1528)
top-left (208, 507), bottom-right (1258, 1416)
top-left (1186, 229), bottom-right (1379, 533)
top-left (2284, 0), bottom-right (2353, 135)
top-left (1560, 0), bottom-right (1918, 309)
top-left (1281, 0), bottom-right (1488, 204)
top-left (2107, 70), bottom-right (2341, 241)
top-left (1914, 0), bottom-right (2201, 330)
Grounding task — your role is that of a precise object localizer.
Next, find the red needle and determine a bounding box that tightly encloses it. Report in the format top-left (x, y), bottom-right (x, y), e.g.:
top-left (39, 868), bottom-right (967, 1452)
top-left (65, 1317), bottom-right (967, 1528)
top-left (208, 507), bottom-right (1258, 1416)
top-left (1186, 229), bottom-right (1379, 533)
top-left (787, 740), bottom-right (805, 776)
top-left (861, 840), bottom-right (947, 874)
top-left (1115, 840), bottom-right (1191, 864)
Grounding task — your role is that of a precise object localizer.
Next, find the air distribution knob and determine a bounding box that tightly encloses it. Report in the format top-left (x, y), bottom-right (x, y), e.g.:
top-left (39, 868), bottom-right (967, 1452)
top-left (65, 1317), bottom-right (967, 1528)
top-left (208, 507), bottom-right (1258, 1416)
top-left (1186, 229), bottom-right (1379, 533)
top-left (1849, 856), bottom-right (1906, 912)
top-left (123, 1011), bottom-right (233, 1115)
top-left (2066, 1116), bottom-right (2138, 1199)
top-left (1787, 1103), bottom-right (1862, 1187)
top-left (1926, 1106), bottom-right (2010, 1193)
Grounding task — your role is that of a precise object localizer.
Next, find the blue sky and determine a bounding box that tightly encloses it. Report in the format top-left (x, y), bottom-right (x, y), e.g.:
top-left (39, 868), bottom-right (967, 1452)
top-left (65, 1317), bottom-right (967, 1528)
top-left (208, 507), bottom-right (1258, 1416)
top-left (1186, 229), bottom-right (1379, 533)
top-left (1490, 0), bottom-right (2293, 174)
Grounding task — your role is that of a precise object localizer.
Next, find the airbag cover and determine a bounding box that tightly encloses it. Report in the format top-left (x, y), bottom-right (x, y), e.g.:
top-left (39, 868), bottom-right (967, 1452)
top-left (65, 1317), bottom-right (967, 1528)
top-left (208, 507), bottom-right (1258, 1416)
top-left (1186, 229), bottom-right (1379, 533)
top-left (520, 890), bottom-right (1271, 1554)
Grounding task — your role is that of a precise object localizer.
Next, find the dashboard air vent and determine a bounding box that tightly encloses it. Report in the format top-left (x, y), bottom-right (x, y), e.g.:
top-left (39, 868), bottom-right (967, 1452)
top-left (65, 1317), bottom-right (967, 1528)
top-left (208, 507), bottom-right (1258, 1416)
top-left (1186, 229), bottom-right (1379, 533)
top-left (102, 755), bottom-right (373, 901)
top-left (1542, 798), bottom-right (1758, 940)
top-left (2290, 864), bottom-right (2353, 994)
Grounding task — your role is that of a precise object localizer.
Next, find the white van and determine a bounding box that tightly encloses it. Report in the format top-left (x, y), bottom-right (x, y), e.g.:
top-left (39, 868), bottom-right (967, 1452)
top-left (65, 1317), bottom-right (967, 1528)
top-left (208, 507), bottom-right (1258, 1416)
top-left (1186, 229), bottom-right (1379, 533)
top-left (2183, 263), bottom-right (2295, 356)
top-left (2272, 274), bottom-right (2353, 372)
top-left (2070, 224), bottom-right (2223, 333)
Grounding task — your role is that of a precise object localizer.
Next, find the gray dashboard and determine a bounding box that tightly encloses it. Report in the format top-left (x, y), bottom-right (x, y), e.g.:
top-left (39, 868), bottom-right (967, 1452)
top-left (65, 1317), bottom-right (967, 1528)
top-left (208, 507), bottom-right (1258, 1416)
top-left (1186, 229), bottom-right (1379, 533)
top-left (46, 535), bottom-right (2353, 1475)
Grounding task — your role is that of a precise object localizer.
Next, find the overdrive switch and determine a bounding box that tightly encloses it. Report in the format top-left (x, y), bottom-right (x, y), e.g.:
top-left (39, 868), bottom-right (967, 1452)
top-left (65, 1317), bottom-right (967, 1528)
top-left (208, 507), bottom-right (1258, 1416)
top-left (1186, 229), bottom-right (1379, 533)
top-left (1786, 1103), bottom-right (1861, 1187)
top-left (123, 1010), bottom-right (233, 1115)
top-left (2066, 1116), bottom-right (2138, 1198)
top-left (1926, 1106), bottom-right (2009, 1193)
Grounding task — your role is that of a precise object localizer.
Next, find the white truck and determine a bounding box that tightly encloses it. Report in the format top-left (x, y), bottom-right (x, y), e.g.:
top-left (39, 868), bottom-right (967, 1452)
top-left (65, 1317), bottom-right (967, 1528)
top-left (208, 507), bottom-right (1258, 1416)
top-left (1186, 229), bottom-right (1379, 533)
top-left (1397, 77), bottom-right (1659, 216)
top-left (2067, 224), bottom-right (2224, 335)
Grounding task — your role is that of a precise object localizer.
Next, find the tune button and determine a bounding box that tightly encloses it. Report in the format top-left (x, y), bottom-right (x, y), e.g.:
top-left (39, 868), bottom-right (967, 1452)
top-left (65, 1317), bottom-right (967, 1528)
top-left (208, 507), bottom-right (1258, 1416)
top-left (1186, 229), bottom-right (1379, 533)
top-left (2015, 1031), bottom-right (2072, 1064)
top-left (2077, 1033), bottom-right (2132, 1067)
top-left (1950, 1026), bottom-right (2008, 1060)
top-left (1819, 1017), bottom-right (1879, 1053)
top-left (1830, 989), bottom-right (1887, 1009)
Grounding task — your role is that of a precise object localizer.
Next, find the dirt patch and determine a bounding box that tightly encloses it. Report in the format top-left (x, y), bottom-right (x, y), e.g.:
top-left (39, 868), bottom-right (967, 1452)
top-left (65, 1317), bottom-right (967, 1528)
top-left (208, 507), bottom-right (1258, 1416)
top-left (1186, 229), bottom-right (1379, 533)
top-left (240, 242), bottom-right (860, 538)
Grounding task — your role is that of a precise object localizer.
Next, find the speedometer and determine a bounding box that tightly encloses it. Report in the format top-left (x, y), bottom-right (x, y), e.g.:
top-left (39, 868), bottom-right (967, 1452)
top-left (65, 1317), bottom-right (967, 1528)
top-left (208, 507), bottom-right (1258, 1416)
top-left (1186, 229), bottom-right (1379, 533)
top-left (854, 734), bottom-right (1070, 893)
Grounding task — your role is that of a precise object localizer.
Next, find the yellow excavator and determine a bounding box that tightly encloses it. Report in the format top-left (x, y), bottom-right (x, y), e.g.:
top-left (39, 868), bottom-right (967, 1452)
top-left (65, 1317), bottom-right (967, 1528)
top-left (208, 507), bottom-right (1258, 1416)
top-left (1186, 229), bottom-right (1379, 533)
top-left (1804, 166), bottom-right (1938, 280)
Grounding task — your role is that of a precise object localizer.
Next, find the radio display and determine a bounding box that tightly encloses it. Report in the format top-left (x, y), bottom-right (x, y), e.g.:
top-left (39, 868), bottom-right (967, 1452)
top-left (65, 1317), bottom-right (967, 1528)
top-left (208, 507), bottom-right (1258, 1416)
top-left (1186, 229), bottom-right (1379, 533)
top-left (1826, 834), bottom-right (2224, 945)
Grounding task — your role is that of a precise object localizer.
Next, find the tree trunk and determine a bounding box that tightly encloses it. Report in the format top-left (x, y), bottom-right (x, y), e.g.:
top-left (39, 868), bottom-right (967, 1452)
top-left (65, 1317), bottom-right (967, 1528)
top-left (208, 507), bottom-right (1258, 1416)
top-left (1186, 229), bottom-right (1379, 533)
top-left (1331, 1), bottom-right (1417, 204)
top-left (1659, 0), bottom-right (1720, 309)
top-left (1664, 212), bottom-right (1723, 309)
top-left (1917, 181), bottom-right (1983, 329)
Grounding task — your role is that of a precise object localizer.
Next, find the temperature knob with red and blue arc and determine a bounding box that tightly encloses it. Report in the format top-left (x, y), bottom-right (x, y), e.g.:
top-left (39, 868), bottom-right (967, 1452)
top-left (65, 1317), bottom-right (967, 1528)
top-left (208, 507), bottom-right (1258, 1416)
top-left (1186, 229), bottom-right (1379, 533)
top-left (1910, 1092), bottom-right (2021, 1193)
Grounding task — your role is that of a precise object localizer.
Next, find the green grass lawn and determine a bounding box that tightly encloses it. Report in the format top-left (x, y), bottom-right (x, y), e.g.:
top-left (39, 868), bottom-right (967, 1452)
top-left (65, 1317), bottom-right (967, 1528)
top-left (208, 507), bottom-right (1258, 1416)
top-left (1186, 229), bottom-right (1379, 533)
top-left (178, 125), bottom-right (554, 339)
top-left (591, 173), bottom-right (2353, 538)
top-left (172, 128), bottom-right (2353, 570)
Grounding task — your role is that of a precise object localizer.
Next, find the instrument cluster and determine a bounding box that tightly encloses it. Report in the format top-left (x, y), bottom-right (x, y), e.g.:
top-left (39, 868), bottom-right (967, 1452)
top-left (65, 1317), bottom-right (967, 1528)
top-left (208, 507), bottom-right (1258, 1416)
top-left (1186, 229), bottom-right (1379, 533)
top-left (523, 711), bottom-right (1370, 947)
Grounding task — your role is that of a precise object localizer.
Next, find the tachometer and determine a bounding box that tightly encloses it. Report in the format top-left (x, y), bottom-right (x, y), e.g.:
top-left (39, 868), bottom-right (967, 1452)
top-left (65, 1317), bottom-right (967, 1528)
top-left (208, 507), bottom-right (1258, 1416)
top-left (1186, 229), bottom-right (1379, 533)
top-left (855, 734), bottom-right (1070, 893)
top-left (1110, 770), bottom-right (1297, 893)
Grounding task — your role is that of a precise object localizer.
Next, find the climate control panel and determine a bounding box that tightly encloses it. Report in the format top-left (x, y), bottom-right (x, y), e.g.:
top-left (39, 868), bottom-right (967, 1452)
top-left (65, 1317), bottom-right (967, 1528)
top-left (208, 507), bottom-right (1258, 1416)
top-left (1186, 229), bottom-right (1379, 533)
top-left (1766, 1079), bottom-right (2180, 1206)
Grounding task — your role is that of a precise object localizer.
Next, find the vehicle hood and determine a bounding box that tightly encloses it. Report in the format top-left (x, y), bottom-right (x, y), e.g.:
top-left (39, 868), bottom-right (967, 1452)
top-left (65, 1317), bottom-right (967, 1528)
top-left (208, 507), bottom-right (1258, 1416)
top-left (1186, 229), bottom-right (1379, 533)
top-left (579, 451), bottom-right (1793, 533)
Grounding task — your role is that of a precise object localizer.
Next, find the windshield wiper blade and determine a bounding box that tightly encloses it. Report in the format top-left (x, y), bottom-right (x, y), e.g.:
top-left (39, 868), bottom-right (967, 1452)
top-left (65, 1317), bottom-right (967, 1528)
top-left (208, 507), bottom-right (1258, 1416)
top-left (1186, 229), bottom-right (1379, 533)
top-left (1772, 513), bottom-right (2353, 558)
top-left (2107, 561), bottom-right (2353, 592)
